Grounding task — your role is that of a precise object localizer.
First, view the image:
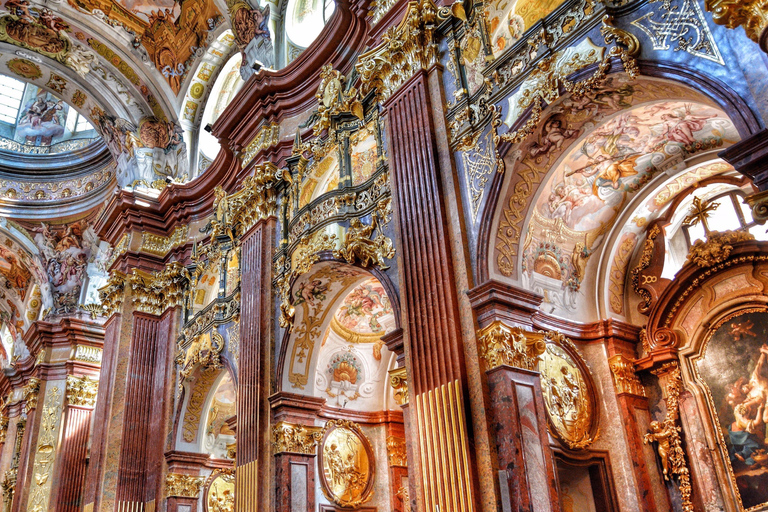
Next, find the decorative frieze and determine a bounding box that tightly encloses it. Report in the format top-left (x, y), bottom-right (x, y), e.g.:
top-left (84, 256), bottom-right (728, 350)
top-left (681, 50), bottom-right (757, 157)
top-left (66, 375), bottom-right (98, 408)
top-left (165, 473), bottom-right (203, 498)
top-left (74, 345), bottom-right (103, 364)
top-left (476, 321), bottom-right (546, 371)
top-left (609, 355), bottom-right (646, 397)
top-left (388, 367), bottom-right (409, 406)
top-left (272, 421), bottom-right (322, 455)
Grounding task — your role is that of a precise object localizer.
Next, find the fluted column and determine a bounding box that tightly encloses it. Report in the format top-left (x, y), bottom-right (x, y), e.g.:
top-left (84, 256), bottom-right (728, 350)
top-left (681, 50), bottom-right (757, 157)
top-left (236, 217), bottom-right (276, 512)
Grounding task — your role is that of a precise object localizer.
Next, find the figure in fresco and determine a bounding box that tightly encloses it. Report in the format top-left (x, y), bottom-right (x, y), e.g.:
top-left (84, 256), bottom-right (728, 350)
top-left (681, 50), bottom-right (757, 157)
top-left (16, 94), bottom-right (65, 145)
top-left (529, 116), bottom-right (578, 158)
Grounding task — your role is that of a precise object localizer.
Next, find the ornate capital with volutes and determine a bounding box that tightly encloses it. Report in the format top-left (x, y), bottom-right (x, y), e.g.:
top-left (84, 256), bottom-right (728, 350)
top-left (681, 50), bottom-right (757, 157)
top-left (130, 262), bottom-right (190, 315)
top-left (705, 0), bottom-right (768, 52)
top-left (386, 436), bottom-right (407, 467)
top-left (66, 375), bottom-right (99, 408)
top-left (388, 366), bottom-right (409, 406)
top-left (746, 189), bottom-right (768, 224)
top-left (272, 421), bottom-right (323, 455)
top-left (211, 162), bottom-right (288, 241)
top-left (165, 473), bottom-right (203, 498)
top-left (608, 355), bottom-right (646, 397)
top-left (355, 0), bottom-right (447, 102)
top-left (22, 378), bottom-right (40, 415)
top-left (98, 271), bottom-right (126, 317)
top-left (476, 321), bottom-right (546, 371)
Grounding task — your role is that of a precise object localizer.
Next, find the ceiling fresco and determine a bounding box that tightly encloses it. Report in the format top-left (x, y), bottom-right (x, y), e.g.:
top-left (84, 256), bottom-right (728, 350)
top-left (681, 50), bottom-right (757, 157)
top-left (484, 0), bottom-right (565, 57)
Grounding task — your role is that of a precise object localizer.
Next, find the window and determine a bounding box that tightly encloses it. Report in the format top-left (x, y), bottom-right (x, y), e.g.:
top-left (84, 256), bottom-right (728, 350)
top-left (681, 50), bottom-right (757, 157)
top-left (75, 114), bottom-right (93, 133)
top-left (682, 189), bottom-right (767, 248)
top-left (0, 75), bottom-right (25, 124)
top-left (285, 0), bottom-right (335, 48)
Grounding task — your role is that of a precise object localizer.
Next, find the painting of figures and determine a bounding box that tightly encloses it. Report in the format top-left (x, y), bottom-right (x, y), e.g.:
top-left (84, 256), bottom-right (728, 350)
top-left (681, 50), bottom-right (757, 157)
top-left (697, 310), bottom-right (768, 510)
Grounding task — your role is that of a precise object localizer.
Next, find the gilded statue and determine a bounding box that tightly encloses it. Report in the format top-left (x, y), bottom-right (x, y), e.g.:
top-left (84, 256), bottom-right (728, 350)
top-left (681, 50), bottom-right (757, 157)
top-left (644, 420), bottom-right (677, 480)
top-left (335, 216), bottom-right (395, 269)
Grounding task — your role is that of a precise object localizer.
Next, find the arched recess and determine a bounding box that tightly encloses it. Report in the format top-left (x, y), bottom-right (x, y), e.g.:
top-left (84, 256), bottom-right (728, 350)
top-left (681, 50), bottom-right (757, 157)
top-left (481, 70), bottom-right (756, 324)
top-left (641, 239), bottom-right (768, 512)
top-left (277, 257), bottom-right (406, 512)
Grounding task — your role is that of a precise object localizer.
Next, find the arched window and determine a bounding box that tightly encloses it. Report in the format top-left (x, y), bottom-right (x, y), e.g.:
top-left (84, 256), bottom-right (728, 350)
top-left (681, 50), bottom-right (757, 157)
top-left (285, 0), bottom-right (335, 49)
top-left (198, 54), bottom-right (244, 161)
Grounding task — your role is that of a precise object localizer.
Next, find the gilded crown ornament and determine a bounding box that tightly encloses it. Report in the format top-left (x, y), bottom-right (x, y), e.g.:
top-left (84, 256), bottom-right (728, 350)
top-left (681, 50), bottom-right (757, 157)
top-left (314, 64), bottom-right (364, 135)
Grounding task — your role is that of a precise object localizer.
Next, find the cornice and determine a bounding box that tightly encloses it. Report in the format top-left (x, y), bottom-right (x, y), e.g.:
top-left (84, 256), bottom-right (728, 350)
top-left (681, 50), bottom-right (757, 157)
top-left (24, 317), bottom-right (106, 359)
top-left (213, 0), bottom-right (371, 151)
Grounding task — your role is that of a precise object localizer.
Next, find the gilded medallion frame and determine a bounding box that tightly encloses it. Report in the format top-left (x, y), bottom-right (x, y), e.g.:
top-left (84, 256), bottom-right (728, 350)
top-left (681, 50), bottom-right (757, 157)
top-left (317, 419), bottom-right (376, 508)
top-left (203, 468), bottom-right (235, 512)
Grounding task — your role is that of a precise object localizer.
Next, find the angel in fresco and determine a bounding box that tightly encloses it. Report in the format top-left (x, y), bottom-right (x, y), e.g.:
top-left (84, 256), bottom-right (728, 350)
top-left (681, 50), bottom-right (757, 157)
top-left (529, 116), bottom-right (578, 158)
top-left (296, 279), bottom-right (328, 307)
top-left (4, 0), bottom-right (32, 21)
top-left (731, 320), bottom-right (758, 341)
top-left (650, 105), bottom-right (715, 147)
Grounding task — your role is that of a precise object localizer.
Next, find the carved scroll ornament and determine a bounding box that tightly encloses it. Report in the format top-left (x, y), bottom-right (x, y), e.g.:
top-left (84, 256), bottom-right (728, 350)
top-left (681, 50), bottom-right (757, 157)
top-left (685, 230), bottom-right (755, 268)
top-left (705, 0), bottom-right (768, 51)
top-left (166, 473), bottom-right (203, 498)
top-left (476, 320), bottom-right (546, 371)
top-left (388, 366), bottom-right (409, 405)
top-left (272, 421), bottom-right (322, 455)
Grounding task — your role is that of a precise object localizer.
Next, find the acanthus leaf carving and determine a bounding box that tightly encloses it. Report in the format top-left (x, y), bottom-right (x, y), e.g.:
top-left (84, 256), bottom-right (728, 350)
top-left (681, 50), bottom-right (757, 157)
top-left (272, 421), bottom-right (322, 455)
top-left (476, 320), bottom-right (546, 371)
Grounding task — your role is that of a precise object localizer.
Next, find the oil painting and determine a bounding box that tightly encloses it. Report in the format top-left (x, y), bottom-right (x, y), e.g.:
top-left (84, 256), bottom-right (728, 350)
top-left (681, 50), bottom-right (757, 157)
top-left (697, 310), bottom-right (768, 510)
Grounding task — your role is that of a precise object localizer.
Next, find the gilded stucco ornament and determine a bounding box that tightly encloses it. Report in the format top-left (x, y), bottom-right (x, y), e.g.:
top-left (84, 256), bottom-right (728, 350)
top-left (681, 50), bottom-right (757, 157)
top-left (140, 226), bottom-right (189, 258)
top-left (388, 366), bottom-right (409, 405)
top-left (272, 421), bottom-right (323, 454)
top-left (685, 230), bottom-right (755, 268)
top-left (23, 378), bottom-right (40, 415)
top-left (165, 473), bottom-right (204, 498)
top-left (210, 162), bottom-right (289, 241)
top-left (356, 0), bottom-right (448, 102)
top-left (608, 355), bottom-right (646, 397)
top-left (314, 64), bottom-right (364, 136)
top-left (0, 415), bottom-right (7, 445)
top-left (538, 332), bottom-right (599, 450)
top-left (66, 375), bottom-right (98, 407)
top-left (334, 216), bottom-right (395, 270)
top-left (206, 470), bottom-right (235, 512)
top-left (386, 436), bottom-right (407, 467)
top-left (643, 362), bottom-right (694, 512)
top-left (631, 224), bottom-right (662, 314)
top-left (705, 0), bottom-right (768, 52)
top-left (1, 467), bottom-right (15, 511)
top-left (177, 330), bottom-right (225, 384)
top-left (318, 420), bottom-right (375, 509)
top-left (476, 320), bottom-right (546, 371)
top-left (746, 189), bottom-right (768, 224)
top-left (130, 262), bottom-right (190, 315)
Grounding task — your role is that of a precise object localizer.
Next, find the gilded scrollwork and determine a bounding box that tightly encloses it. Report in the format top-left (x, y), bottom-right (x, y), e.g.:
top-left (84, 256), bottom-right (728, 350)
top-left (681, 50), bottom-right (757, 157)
top-left (314, 64), bottom-right (364, 136)
top-left (631, 224), bottom-right (662, 313)
top-left (241, 123), bottom-right (280, 167)
top-left (0, 415), bottom-right (8, 445)
top-left (644, 362), bottom-right (694, 512)
top-left (476, 320), bottom-right (546, 371)
top-left (23, 378), bottom-right (40, 415)
top-left (165, 473), bottom-right (203, 498)
top-left (705, 0), bottom-right (768, 51)
top-left (98, 271), bottom-right (126, 317)
top-left (272, 421), bottom-right (323, 455)
top-left (26, 386), bottom-right (62, 512)
top-left (139, 226), bottom-right (189, 258)
top-left (745, 189), bottom-right (768, 225)
top-left (66, 375), bottom-right (98, 407)
top-left (608, 355), bottom-right (646, 396)
top-left (177, 330), bottom-right (225, 385)
top-left (386, 436), bottom-right (407, 467)
top-left (685, 230), bottom-right (755, 268)
top-left (389, 366), bottom-right (409, 405)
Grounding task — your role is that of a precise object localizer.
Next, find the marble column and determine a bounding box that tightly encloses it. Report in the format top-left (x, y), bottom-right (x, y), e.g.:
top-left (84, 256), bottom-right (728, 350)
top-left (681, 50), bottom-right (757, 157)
top-left (236, 217), bottom-right (276, 512)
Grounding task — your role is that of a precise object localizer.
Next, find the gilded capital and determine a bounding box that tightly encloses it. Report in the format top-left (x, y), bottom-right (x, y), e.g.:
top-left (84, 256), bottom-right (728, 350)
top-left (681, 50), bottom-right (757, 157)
top-left (388, 366), bottom-right (409, 406)
top-left (272, 421), bottom-right (322, 455)
top-left (476, 321), bottom-right (546, 371)
top-left (705, 0), bottom-right (768, 52)
top-left (130, 262), bottom-right (190, 315)
top-left (355, 0), bottom-right (446, 102)
top-left (386, 436), bottom-right (407, 467)
top-left (608, 355), bottom-right (646, 397)
top-left (165, 473), bottom-right (203, 498)
top-left (66, 375), bottom-right (99, 408)
top-left (98, 271), bottom-right (126, 317)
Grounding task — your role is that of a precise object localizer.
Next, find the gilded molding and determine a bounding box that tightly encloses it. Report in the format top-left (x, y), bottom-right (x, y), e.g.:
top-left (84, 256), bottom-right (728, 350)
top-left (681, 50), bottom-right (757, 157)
top-left (23, 378), bottom-right (40, 415)
top-left (165, 473), bottom-right (204, 498)
top-left (181, 368), bottom-right (219, 443)
top-left (241, 123), bottom-right (280, 167)
top-left (476, 321), bottom-right (546, 371)
top-left (211, 162), bottom-right (288, 241)
top-left (139, 225), bottom-right (189, 257)
top-left (272, 421), bottom-right (322, 455)
top-left (705, 0), bottom-right (768, 51)
top-left (386, 436), bottom-right (407, 467)
top-left (314, 64), bottom-right (363, 135)
top-left (608, 355), bottom-right (646, 397)
top-left (746, 189), bottom-right (768, 224)
top-left (74, 345), bottom-right (103, 364)
top-left (66, 375), bottom-right (98, 408)
top-left (630, 224), bottom-right (661, 313)
top-left (356, 0), bottom-right (447, 102)
top-left (130, 262), bottom-right (189, 315)
top-left (644, 362), bottom-right (694, 512)
top-left (388, 367), bottom-right (409, 406)
top-left (0, 415), bottom-right (7, 445)
top-left (98, 271), bottom-right (126, 317)
top-left (686, 230), bottom-right (755, 268)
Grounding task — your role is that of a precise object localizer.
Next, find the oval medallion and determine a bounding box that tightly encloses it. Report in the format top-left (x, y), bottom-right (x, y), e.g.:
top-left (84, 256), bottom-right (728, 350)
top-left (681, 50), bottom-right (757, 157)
top-left (205, 470), bottom-right (234, 512)
top-left (318, 420), bottom-right (375, 508)
top-left (538, 333), bottom-right (598, 450)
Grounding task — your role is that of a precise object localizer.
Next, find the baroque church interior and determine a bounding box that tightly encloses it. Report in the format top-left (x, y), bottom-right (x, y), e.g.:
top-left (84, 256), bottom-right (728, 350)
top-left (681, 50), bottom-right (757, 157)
top-left (0, 0), bottom-right (765, 509)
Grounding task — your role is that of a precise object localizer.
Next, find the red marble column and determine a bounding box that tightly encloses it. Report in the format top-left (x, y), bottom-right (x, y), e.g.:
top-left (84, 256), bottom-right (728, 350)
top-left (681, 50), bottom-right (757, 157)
top-left (54, 405), bottom-right (92, 512)
top-left (115, 309), bottom-right (176, 510)
top-left (236, 217), bottom-right (276, 512)
top-left (384, 68), bottom-right (479, 512)
top-left (82, 314), bottom-right (120, 511)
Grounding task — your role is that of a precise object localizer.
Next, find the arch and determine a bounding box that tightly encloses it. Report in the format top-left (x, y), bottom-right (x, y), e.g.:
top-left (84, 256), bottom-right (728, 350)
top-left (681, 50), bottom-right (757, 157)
top-left (477, 62), bottom-right (765, 288)
top-left (276, 257), bottom-right (401, 408)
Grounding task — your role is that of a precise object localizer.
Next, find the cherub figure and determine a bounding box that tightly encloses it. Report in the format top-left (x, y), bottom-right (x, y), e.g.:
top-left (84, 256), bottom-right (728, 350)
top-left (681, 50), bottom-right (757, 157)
top-left (644, 420), bottom-right (676, 480)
